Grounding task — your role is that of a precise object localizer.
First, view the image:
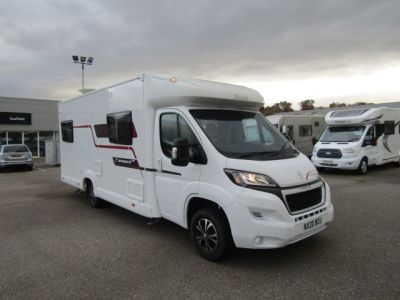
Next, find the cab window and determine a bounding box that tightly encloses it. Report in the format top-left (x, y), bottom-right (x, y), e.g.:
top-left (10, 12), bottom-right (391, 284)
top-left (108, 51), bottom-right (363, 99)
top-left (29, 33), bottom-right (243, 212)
top-left (160, 113), bottom-right (199, 158)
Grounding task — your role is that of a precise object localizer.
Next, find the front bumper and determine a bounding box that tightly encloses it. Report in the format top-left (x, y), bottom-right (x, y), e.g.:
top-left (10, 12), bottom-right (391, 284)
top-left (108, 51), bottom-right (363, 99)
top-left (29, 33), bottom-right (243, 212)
top-left (224, 181), bottom-right (334, 249)
top-left (311, 156), bottom-right (361, 170)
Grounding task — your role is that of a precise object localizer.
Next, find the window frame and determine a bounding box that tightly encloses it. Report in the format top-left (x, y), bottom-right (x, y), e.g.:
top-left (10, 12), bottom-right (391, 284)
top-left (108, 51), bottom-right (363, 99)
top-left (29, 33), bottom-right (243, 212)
top-left (299, 125), bottom-right (312, 137)
top-left (384, 121), bottom-right (395, 135)
top-left (106, 110), bottom-right (133, 145)
top-left (61, 120), bottom-right (74, 143)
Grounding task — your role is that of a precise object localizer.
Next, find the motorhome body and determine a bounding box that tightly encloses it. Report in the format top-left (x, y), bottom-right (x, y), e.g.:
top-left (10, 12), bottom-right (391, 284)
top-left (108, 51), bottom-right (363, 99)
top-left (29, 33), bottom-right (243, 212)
top-left (266, 114), bottom-right (326, 156)
top-left (59, 74), bottom-right (333, 260)
top-left (311, 107), bottom-right (400, 174)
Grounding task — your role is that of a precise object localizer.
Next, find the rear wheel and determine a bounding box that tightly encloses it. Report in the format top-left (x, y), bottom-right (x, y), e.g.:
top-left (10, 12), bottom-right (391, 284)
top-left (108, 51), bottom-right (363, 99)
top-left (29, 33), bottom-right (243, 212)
top-left (86, 181), bottom-right (103, 208)
top-left (190, 207), bottom-right (233, 261)
top-left (358, 158), bottom-right (368, 175)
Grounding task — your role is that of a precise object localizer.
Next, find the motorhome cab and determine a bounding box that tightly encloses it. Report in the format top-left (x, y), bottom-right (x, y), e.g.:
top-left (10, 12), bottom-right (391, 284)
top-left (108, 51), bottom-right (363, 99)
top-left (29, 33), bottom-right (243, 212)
top-left (59, 74), bottom-right (333, 261)
top-left (312, 107), bottom-right (400, 174)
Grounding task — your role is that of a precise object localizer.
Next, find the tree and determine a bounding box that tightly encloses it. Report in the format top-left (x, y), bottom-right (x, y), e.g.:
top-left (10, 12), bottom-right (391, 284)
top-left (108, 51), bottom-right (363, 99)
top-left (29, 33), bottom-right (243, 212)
top-left (279, 101), bottom-right (294, 112)
top-left (329, 102), bottom-right (347, 108)
top-left (299, 99), bottom-right (315, 110)
top-left (260, 101), bottom-right (294, 116)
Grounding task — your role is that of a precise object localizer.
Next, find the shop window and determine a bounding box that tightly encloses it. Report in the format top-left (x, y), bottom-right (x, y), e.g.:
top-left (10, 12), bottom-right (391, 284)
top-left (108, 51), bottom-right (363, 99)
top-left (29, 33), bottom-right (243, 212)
top-left (7, 132), bottom-right (22, 144)
top-left (39, 131), bottom-right (55, 157)
top-left (0, 132), bottom-right (6, 145)
top-left (61, 121), bottom-right (74, 143)
top-left (107, 111), bottom-right (133, 145)
top-left (299, 125), bottom-right (312, 137)
top-left (24, 132), bottom-right (38, 157)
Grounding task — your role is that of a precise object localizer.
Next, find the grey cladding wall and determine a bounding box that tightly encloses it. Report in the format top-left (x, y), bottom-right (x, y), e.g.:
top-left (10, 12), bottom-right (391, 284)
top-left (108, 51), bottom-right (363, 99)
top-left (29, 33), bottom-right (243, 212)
top-left (0, 97), bottom-right (60, 131)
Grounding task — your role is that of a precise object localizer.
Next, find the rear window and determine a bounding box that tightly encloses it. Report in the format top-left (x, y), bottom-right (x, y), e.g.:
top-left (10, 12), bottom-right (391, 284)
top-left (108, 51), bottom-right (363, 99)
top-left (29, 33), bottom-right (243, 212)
top-left (3, 145), bottom-right (29, 153)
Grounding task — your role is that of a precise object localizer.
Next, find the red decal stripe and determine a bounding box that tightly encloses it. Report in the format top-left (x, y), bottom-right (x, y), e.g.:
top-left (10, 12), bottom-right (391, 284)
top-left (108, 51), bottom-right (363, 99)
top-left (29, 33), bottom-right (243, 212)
top-left (73, 124), bottom-right (143, 176)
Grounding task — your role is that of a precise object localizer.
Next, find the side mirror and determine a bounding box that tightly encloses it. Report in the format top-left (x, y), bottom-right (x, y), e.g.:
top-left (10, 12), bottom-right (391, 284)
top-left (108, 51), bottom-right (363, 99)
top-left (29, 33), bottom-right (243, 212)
top-left (171, 138), bottom-right (190, 166)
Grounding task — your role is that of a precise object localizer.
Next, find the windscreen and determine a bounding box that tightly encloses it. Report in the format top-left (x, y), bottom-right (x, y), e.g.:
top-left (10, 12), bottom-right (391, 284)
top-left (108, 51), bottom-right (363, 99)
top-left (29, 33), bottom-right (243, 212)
top-left (190, 109), bottom-right (297, 160)
top-left (3, 145), bottom-right (29, 153)
top-left (320, 126), bottom-right (366, 142)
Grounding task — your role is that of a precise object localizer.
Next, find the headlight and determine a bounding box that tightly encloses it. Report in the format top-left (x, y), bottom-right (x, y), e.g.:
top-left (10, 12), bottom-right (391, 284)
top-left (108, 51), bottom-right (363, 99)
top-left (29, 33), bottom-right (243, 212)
top-left (343, 148), bottom-right (355, 154)
top-left (224, 169), bottom-right (277, 187)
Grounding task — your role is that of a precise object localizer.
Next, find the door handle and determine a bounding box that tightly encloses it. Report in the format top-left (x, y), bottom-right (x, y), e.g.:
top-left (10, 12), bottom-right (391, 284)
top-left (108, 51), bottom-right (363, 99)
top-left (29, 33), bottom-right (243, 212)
top-left (157, 159), bottom-right (162, 172)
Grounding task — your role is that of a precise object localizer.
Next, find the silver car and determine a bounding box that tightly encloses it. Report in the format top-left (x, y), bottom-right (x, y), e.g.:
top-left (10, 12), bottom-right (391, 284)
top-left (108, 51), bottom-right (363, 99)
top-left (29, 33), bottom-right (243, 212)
top-left (0, 144), bottom-right (33, 171)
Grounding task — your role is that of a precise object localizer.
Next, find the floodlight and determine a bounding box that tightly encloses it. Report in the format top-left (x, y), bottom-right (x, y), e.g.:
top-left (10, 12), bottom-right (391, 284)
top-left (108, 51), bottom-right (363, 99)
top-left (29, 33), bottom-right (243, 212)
top-left (80, 56), bottom-right (86, 63)
top-left (72, 55), bottom-right (79, 62)
top-left (87, 57), bottom-right (94, 64)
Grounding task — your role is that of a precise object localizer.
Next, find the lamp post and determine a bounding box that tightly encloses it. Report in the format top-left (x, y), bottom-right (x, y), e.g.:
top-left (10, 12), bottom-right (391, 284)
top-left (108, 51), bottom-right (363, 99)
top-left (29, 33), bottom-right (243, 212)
top-left (72, 55), bottom-right (94, 94)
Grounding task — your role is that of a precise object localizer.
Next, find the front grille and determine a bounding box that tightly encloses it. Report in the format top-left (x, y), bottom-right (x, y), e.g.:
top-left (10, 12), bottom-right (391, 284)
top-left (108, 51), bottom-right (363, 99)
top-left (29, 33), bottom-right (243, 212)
top-left (285, 187), bottom-right (323, 213)
top-left (317, 148), bottom-right (342, 158)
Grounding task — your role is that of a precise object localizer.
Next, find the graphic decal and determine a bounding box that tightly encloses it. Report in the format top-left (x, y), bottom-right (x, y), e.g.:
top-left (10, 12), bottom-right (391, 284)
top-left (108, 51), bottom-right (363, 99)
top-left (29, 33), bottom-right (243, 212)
top-left (382, 121), bottom-right (400, 154)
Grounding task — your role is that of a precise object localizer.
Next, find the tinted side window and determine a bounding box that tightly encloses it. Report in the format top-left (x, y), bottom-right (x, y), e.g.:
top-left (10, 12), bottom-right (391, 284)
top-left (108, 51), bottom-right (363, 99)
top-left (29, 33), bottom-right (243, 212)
top-left (384, 121), bottom-right (395, 135)
top-left (61, 121), bottom-right (74, 143)
top-left (107, 111), bottom-right (133, 145)
top-left (299, 125), bottom-right (312, 137)
top-left (160, 113), bottom-right (199, 158)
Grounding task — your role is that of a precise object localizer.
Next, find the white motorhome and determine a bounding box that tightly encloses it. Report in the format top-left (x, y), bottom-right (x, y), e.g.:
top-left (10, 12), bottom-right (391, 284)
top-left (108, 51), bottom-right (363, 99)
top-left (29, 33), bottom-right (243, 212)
top-left (312, 107), bottom-right (400, 174)
top-left (266, 114), bottom-right (326, 156)
top-left (59, 74), bottom-right (333, 261)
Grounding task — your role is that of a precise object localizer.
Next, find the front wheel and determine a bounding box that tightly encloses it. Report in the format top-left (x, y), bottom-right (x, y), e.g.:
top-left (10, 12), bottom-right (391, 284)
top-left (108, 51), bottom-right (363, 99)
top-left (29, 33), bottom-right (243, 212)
top-left (358, 158), bottom-right (368, 175)
top-left (190, 208), bottom-right (233, 261)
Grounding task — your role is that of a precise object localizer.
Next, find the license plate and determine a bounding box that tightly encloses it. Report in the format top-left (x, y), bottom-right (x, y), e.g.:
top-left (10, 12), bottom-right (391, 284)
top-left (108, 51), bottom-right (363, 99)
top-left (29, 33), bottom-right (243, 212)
top-left (322, 160), bottom-right (333, 164)
top-left (303, 217), bottom-right (322, 231)
top-left (10, 155), bottom-right (23, 159)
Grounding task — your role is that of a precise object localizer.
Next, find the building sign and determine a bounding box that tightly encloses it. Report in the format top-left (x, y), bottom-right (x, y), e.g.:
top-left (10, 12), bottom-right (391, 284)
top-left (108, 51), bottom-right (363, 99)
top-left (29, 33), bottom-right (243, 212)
top-left (0, 112), bottom-right (32, 125)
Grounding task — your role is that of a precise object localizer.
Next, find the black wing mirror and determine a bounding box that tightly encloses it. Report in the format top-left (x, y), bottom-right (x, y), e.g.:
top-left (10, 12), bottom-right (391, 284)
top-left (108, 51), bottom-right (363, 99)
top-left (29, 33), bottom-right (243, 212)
top-left (171, 138), bottom-right (190, 166)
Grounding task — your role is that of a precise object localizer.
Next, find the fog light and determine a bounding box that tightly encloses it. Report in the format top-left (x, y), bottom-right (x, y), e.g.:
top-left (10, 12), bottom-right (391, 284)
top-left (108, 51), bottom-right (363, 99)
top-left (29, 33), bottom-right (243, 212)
top-left (255, 236), bottom-right (263, 245)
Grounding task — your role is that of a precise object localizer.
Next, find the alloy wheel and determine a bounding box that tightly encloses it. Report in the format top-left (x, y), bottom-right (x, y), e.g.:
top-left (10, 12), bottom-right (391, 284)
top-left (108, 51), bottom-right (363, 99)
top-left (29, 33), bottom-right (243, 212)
top-left (194, 218), bottom-right (218, 253)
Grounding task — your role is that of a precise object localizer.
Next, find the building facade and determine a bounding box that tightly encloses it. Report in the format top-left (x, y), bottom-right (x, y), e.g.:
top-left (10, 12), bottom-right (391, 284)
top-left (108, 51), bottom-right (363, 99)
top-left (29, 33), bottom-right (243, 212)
top-left (0, 96), bottom-right (59, 157)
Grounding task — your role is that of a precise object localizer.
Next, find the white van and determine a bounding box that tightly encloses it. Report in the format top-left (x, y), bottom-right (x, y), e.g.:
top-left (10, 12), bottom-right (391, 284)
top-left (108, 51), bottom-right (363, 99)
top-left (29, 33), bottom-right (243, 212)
top-left (59, 74), bottom-right (333, 261)
top-left (267, 114), bottom-right (326, 156)
top-left (312, 107), bottom-right (400, 174)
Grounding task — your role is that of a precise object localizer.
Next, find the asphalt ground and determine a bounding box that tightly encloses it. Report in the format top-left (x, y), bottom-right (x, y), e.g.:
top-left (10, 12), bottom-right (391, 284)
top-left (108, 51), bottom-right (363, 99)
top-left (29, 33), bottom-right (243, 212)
top-left (0, 164), bottom-right (399, 299)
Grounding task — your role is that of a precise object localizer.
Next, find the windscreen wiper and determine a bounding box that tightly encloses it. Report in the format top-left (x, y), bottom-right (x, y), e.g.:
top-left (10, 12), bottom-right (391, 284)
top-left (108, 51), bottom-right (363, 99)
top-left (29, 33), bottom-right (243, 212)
top-left (238, 150), bottom-right (276, 158)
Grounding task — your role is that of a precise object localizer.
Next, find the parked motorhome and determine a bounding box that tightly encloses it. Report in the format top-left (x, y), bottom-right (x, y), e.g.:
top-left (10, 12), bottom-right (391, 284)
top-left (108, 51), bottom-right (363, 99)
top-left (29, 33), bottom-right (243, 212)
top-left (266, 114), bottom-right (326, 156)
top-left (59, 74), bottom-right (333, 261)
top-left (312, 107), bottom-right (400, 174)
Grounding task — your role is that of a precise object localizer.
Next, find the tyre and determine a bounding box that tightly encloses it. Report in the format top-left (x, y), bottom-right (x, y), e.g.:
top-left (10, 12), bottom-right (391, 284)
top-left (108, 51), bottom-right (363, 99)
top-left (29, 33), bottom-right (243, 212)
top-left (358, 158), bottom-right (368, 175)
top-left (190, 207), bottom-right (233, 261)
top-left (27, 165), bottom-right (33, 171)
top-left (86, 181), bottom-right (103, 208)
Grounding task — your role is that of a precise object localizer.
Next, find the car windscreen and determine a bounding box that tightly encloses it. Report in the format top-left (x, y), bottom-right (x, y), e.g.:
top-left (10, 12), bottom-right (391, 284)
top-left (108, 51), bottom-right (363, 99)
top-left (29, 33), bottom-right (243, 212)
top-left (3, 145), bottom-right (29, 153)
top-left (190, 109), bottom-right (297, 160)
top-left (320, 126), bottom-right (366, 142)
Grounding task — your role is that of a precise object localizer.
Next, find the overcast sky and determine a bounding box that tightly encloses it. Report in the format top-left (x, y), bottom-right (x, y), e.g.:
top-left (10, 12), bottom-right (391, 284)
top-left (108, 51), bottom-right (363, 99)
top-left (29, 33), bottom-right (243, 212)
top-left (1, 0), bottom-right (399, 108)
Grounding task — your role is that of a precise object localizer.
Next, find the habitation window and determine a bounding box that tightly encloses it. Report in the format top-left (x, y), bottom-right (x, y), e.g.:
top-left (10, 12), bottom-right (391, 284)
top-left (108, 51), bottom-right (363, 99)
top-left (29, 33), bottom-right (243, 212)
top-left (299, 125), bottom-right (312, 137)
top-left (107, 111), bottom-right (133, 145)
top-left (384, 121), bottom-right (395, 135)
top-left (160, 113), bottom-right (198, 158)
top-left (61, 121), bottom-right (74, 143)
top-left (314, 122), bottom-right (320, 127)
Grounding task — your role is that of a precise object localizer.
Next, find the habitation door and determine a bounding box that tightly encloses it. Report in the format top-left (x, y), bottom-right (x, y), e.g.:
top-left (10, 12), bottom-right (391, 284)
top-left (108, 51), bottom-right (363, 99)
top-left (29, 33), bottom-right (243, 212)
top-left (154, 109), bottom-right (202, 223)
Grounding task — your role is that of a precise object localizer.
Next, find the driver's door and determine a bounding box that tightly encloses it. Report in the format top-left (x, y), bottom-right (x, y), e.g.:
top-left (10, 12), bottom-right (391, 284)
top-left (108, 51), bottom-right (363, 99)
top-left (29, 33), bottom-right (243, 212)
top-left (154, 110), bottom-right (202, 223)
top-left (363, 126), bottom-right (379, 164)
